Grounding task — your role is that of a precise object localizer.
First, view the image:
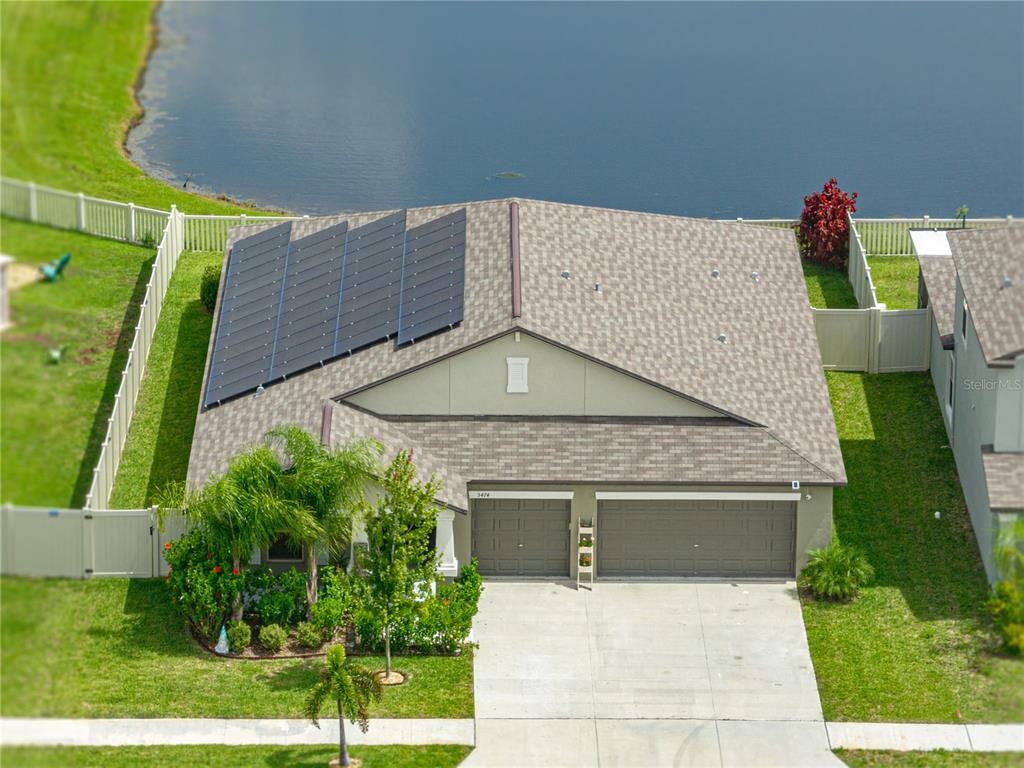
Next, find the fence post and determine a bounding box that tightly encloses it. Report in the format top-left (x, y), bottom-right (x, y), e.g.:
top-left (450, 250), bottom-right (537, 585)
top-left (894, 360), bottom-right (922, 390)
top-left (77, 192), bottom-right (86, 230)
top-left (27, 181), bottom-right (38, 222)
top-left (923, 214), bottom-right (930, 228)
top-left (128, 203), bottom-right (137, 242)
top-left (867, 305), bottom-right (884, 374)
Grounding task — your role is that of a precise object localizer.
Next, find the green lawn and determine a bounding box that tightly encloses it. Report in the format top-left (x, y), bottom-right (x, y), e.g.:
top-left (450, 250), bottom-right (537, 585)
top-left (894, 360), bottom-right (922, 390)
top-left (110, 252), bottom-right (221, 507)
top-left (867, 255), bottom-right (919, 309)
top-left (0, 2), bottom-right (256, 214)
top-left (0, 218), bottom-right (154, 507)
top-left (0, 578), bottom-right (474, 719)
top-left (838, 751), bottom-right (1024, 768)
top-left (803, 372), bottom-right (1024, 723)
top-left (803, 260), bottom-right (859, 309)
top-left (1, 745), bottom-right (472, 768)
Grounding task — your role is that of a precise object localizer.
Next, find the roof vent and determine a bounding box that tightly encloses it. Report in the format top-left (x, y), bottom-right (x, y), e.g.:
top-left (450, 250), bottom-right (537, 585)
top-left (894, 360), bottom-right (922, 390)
top-left (594, 282), bottom-right (603, 294)
top-left (751, 270), bottom-right (760, 282)
top-left (710, 267), bottom-right (721, 279)
top-left (717, 332), bottom-right (729, 344)
top-left (254, 385), bottom-right (265, 397)
top-left (1002, 276), bottom-right (1014, 289)
top-left (560, 270), bottom-right (572, 280)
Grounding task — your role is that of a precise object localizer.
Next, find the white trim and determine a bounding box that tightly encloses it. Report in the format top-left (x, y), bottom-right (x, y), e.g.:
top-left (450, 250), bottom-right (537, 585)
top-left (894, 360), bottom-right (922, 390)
top-left (595, 491), bottom-right (802, 502)
top-left (469, 490), bottom-right (575, 500)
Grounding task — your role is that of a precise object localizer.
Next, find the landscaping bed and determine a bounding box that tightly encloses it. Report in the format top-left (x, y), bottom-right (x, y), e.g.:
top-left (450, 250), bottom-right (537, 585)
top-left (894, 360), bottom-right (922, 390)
top-left (802, 372), bottom-right (1024, 723)
top-left (0, 577), bottom-right (474, 719)
top-left (0, 219), bottom-right (154, 507)
top-left (0, 745), bottom-right (472, 768)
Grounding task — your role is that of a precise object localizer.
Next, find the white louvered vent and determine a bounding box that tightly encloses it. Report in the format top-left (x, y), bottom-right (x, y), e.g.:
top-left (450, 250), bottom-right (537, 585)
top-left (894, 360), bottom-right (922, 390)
top-left (506, 357), bottom-right (529, 393)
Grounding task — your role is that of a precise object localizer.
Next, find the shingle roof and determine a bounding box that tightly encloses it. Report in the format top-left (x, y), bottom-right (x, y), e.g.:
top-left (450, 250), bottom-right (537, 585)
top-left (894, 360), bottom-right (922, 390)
top-left (947, 227), bottom-right (1024, 366)
top-left (982, 447), bottom-right (1024, 511)
top-left (916, 255), bottom-right (958, 338)
top-left (187, 199), bottom-right (845, 487)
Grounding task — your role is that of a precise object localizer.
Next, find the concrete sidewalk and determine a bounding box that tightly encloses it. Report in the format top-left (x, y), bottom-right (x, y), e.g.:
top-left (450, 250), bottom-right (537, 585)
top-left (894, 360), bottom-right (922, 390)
top-left (0, 717), bottom-right (475, 747)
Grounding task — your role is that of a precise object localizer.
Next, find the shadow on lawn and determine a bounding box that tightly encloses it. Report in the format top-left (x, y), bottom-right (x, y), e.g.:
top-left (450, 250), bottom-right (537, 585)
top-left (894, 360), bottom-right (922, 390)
top-left (99, 579), bottom-right (197, 658)
top-left (143, 298), bottom-right (214, 504)
top-left (70, 255), bottom-right (154, 508)
top-left (833, 372), bottom-right (991, 623)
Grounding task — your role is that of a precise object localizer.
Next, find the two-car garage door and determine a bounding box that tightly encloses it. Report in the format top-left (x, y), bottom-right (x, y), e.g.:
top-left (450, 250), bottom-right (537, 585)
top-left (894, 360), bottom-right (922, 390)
top-left (598, 499), bottom-right (796, 578)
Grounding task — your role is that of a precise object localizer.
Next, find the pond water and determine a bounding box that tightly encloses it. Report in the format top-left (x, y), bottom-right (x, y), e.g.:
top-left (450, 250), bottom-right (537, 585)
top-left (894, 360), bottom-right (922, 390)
top-left (128, 2), bottom-right (1024, 217)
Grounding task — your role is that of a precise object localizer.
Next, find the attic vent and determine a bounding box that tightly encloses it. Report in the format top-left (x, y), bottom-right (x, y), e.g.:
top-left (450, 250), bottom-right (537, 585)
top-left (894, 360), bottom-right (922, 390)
top-left (751, 271), bottom-right (760, 282)
top-left (710, 267), bottom-right (721, 279)
top-left (594, 282), bottom-right (603, 294)
top-left (506, 357), bottom-right (529, 393)
top-left (718, 332), bottom-right (729, 344)
top-left (1002, 276), bottom-right (1014, 289)
top-left (560, 270), bottom-right (572, 280)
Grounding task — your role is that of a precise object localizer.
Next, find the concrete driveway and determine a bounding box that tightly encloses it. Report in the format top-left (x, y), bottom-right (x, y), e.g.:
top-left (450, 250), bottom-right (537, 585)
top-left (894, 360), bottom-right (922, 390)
top-left (465, 580), bottom-right (841, 767)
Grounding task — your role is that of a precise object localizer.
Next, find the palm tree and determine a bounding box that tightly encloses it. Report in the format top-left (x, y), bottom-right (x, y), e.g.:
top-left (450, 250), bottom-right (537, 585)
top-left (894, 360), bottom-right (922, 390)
top-left (156, 444), bottom-right (319, 620)
top-left (265, 426), bottom-right (381, 611)
top-left (305, 645), bottom-right (383, 767)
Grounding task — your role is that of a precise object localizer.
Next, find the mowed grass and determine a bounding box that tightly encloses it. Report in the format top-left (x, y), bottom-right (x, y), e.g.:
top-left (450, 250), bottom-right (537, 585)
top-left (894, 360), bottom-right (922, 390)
top-left (837, 751), bottom-right (1024, 768)
top-left (803, 260), bottom-right (859, 309)
top-left (110, 252), bottom-right (221, 508)
top-left (0, 218), bottom-right (154, 507)
top-left (802, 372), bottom-right (1024, 723)
top-left (1, 745), bottom-right (472, 768)
top-left (0, 2), bottom-right (254, 214)
top-left (866, 255), bottom-right (919, 309)
top-left (0, 577), bottom-right (474, 718)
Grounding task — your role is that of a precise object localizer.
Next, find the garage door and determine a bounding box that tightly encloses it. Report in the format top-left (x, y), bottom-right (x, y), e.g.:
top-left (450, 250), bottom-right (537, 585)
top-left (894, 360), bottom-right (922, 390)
top-left (472, 499), bottom-right (570, 576)
top-left (598, 499), bottom-right (795, 578)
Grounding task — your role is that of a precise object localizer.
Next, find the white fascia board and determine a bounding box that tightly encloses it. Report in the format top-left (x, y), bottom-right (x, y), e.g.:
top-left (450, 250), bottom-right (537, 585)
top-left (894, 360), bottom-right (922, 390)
top-left (595, 491), bottom-right (802, 502)
top-left (469, 490), bottom-right (575, 500)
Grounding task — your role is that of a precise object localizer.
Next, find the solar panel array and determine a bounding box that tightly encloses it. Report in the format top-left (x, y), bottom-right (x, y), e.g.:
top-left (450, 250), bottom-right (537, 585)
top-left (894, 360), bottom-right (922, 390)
top-left (204, 209), bottom-right (466, 408)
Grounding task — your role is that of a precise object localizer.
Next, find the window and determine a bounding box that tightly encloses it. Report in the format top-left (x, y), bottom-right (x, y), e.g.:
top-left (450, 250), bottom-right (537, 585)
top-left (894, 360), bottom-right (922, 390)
top-left (506, 357), bottom-right (529, 393)
top-left (946, 353), bottom-right (955, 422)
top-left (961, 299), bottom-right (968, 343)
top-left (267, 534), bottom-right (302, 562)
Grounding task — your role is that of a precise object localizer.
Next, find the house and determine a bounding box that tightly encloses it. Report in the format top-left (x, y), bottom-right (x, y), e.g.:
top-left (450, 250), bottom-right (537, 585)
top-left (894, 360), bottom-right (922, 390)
top-left (913, 226), bottom-right (1024, 581)
top-left (187, 199), bottom-right (846, 580)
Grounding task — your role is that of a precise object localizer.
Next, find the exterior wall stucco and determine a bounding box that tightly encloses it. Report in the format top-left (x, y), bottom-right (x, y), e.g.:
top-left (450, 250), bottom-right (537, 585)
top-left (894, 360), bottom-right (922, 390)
top-left (994, 357), bottom-right (1024, 452)
top-left (460, 482), bottom-right (834, 579)
top-left (345, 333), bottom-right (722, 418)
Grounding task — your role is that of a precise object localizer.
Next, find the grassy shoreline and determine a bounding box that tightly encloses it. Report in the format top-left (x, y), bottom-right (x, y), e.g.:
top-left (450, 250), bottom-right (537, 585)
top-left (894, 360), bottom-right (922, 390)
top-left (0, 2), bottom-right (265, 214)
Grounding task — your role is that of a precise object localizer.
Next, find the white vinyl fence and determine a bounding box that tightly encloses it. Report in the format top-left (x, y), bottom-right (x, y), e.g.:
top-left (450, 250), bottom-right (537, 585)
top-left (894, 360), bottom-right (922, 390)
top-left (813, 306), bottom-right (931, 373)
top-left (852, 216), bottom-right (1015, 257)
top-left (0, 505), bottom-right (186, 578)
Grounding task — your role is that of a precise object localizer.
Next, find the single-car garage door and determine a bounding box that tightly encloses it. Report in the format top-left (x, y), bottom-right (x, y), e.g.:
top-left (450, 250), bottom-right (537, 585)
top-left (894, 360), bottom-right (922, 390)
top-left (598, 499), bottom-right (795, 578)
top-left (472, 499), bottom-right (570, 576)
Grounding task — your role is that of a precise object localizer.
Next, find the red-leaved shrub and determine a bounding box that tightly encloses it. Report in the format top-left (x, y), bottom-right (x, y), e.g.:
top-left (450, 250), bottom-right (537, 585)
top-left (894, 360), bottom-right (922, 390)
top-left (799, 178), bottom-right (858, 268)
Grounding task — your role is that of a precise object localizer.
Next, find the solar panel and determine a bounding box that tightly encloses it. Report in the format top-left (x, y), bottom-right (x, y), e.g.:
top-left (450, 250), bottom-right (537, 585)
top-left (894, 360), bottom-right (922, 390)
top-left (396, 208), bottom-right (466, 345)
top-left (334, 210), bottom-right (406, 355)
top-left (204, 222), bottom-right (293, 406)
top-left (268, 221), bottom-right (348, 379)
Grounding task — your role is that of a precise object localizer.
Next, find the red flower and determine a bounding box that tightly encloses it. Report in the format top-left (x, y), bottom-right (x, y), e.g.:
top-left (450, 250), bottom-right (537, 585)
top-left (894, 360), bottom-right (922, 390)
top-left (443, 599), bottom-right (449, 606)
top-left (207, 552), bottom-right (213, 560)
top-left (213, 565), bottom-right (221, 574)
top-left (164, 542), bottom-right (171, 550)
top-left (232, 568), bottom-right (240, 576)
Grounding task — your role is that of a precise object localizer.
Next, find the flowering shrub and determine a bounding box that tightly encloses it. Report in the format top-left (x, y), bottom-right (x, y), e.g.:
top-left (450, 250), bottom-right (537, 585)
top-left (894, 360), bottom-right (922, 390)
top-left (798, 178), bottom-right (858, 268)
top-left (164, 529), bottom-right (244, 642)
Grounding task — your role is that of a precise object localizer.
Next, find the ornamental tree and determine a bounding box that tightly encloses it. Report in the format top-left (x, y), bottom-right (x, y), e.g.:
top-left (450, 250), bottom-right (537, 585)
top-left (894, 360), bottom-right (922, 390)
top-left (305, 645), bottom-right (383, 767)
top-left (798, 177), bottom-right (859, 268)
top-left (355, 450), bottom-right (440, 677)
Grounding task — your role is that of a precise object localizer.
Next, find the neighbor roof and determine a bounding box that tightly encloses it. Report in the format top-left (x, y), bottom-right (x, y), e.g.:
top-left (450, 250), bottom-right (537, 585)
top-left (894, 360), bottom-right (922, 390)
top-left (947, 227), bottom-right (1024, 366)
top-left (982, 447), bottom-right (1024, 511)
top-left (187, 199), bottom-right (845, 488)
top-left (915, 251), bottom-right (958, 338)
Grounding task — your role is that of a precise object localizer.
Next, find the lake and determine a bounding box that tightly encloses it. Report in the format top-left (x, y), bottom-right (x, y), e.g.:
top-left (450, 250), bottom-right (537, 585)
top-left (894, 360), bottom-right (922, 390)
top-left (128, 2), bottom-right (1024, 218)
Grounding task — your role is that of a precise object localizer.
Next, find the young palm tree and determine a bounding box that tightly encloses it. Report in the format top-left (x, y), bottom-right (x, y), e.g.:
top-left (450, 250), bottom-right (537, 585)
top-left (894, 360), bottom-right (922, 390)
top-left (266, 425), bottom-right (381, 611)
top-left (305, 645), bottom-right (383, 768)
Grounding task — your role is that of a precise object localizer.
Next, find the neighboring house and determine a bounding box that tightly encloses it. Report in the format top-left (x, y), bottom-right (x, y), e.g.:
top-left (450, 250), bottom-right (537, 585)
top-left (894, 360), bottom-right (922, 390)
top-left (913, 226), bottom-right (1024, 581)
top-left (187, 199), bottom-right (846, 581)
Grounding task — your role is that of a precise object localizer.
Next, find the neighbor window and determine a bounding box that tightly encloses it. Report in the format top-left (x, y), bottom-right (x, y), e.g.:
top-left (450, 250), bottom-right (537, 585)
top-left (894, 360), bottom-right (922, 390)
top-left (267, 534), bottom-right (302, 562)
top-left (506, 357), bottom-right (529, 393)
top-left (946, 354), bottom-right (955, 421)
top-left (961, 299), bottom-right (968, 343)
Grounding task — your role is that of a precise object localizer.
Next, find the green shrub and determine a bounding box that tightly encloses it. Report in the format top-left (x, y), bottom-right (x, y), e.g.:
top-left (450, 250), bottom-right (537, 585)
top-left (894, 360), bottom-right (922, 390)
top-left (799, 542), bottom-right (874, 602)
top-left (258, 588), bottom-right (296, 627)
top-left (279, 567), bottom-right (309, 620)
top-left (200, 265), bottom-right (220, 313)
top-left (259, 623), bottom-right (288, 653)
top-left (255, 567), bottom-right (308, 626)
top-left (311, 567), bottom-right (354, 637)
top-left (421, 559), bottom-right (484, 653)
top-left (296, 621), bottom-right (323, 650)
top-left (988, 580), bottom-right (1024, 654)
top-left (227, 621), bottom-right (251, 653)
top-left (163, 529), bottom-right (244, 642)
